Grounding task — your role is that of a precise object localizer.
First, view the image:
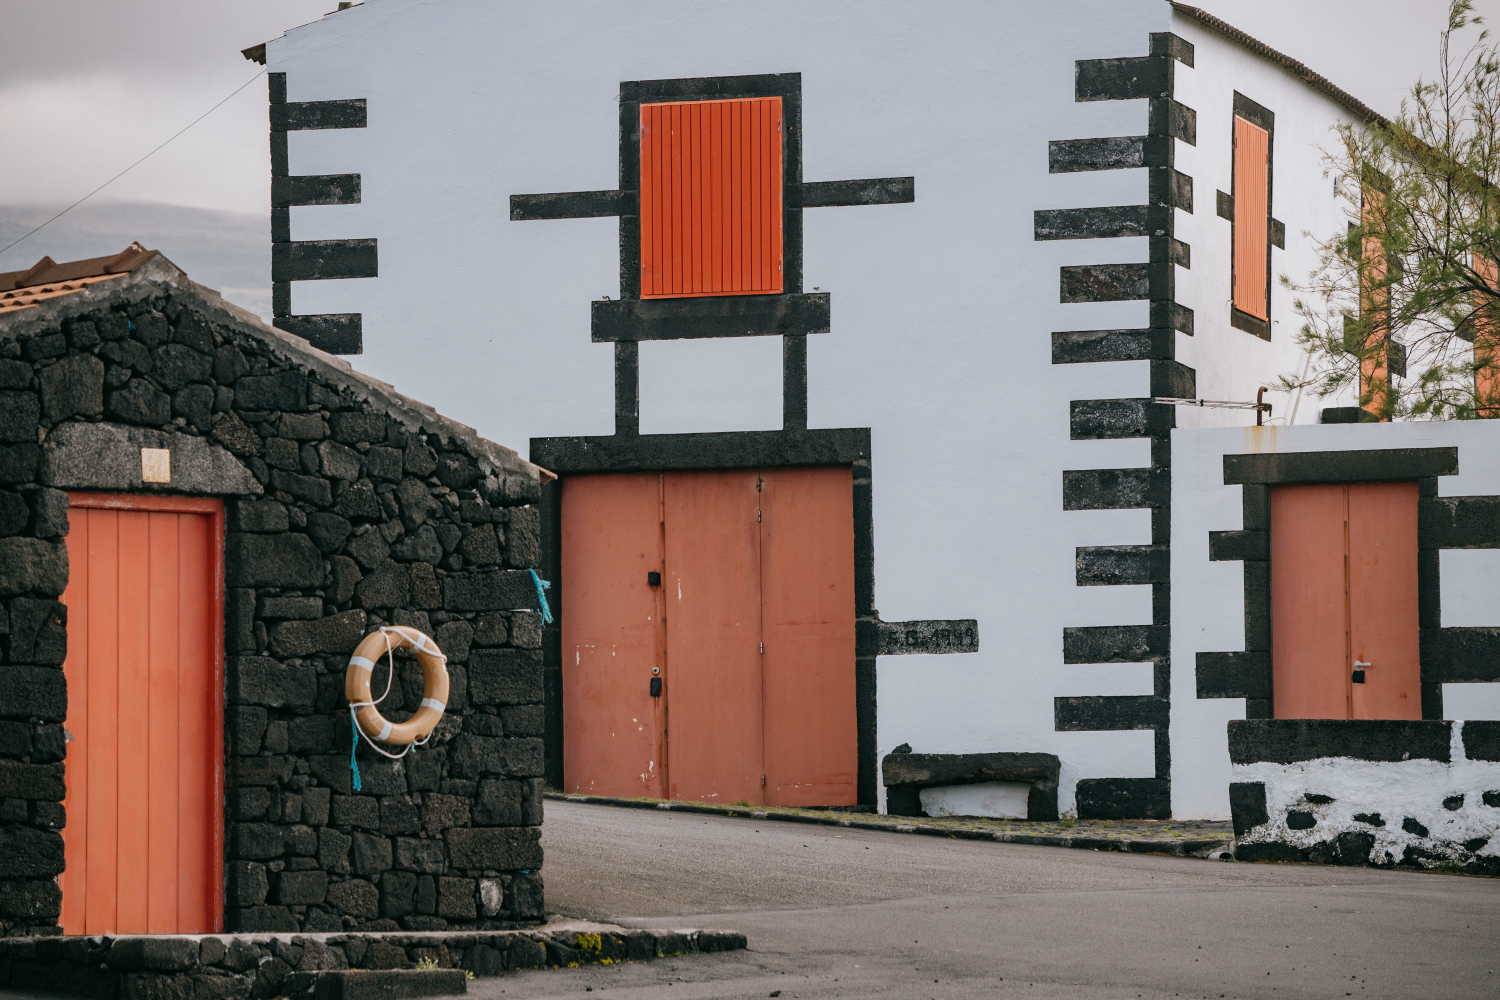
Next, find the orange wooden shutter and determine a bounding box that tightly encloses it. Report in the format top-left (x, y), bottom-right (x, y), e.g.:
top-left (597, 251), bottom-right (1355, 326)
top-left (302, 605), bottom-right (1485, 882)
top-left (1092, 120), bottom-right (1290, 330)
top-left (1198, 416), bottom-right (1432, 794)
top-left (1233, 116), bottom-right (1269, 320)
top-left (61, 494), bottom-right (223, 934)
top-left (639, 97), bottom-right (783, 299)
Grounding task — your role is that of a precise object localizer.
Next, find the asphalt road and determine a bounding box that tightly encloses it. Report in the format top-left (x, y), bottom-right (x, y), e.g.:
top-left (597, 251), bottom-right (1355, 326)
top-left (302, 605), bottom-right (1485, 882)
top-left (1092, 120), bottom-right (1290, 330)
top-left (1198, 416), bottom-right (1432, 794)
top-left (485, 799), bottom-right (1500, 1000)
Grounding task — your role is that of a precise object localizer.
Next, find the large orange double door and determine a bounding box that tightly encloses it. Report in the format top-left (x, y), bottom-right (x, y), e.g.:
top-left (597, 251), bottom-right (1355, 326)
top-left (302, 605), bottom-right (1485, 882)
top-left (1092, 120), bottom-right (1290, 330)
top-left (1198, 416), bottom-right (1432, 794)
top-left (1270, 482), bottom-right (1420, 719)
top-left (561, 468), bottom-right (857, 806)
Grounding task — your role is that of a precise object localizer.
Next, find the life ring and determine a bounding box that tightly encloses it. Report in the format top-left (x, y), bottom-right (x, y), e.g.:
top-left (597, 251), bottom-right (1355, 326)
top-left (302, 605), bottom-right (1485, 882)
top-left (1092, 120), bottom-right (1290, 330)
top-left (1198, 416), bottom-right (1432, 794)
top-left (345, 625), bottom-right (449, 745)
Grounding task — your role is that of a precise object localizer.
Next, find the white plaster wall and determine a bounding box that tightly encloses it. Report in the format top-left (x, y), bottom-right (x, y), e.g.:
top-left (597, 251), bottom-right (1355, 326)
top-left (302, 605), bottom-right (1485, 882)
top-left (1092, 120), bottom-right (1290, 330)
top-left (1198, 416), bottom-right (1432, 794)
top-left (1170, 12), bottom-right (1358, 428)
top-left (1173, 420), bottom-right (1500, 819)
top-left (270, 0), bottom-right (1181, 816)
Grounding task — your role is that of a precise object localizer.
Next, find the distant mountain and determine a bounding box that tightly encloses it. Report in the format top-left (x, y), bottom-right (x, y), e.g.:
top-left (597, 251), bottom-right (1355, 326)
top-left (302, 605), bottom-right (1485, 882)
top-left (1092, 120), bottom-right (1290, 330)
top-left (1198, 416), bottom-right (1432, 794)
top-left (0, 201), bottom-right (270, 321)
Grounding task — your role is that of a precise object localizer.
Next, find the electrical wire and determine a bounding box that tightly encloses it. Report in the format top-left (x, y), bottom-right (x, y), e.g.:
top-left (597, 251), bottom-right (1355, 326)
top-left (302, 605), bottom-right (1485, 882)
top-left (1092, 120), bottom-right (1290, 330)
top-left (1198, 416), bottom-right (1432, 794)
top-left (0, 68), bottom-right (268, 258)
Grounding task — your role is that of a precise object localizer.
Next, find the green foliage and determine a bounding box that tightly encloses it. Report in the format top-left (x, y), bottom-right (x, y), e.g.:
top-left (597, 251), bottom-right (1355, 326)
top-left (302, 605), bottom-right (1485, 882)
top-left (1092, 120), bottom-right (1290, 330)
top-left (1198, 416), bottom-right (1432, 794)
top-left (1284, 1), bottom-right (1500, 419)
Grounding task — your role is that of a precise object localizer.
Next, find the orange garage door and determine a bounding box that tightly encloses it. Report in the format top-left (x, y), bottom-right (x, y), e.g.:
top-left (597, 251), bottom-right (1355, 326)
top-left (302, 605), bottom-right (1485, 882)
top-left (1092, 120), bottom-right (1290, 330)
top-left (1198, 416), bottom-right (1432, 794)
top-left (560, 468), bottom-right (856, 807)
top-left (61, 493), bottom-right (224, 934)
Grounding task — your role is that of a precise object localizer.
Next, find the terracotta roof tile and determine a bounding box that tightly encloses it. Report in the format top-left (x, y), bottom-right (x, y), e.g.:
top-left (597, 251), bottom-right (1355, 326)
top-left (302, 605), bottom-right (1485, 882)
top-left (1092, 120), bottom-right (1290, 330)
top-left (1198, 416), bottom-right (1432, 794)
top-left (0, 242), bottom-right (179, 313)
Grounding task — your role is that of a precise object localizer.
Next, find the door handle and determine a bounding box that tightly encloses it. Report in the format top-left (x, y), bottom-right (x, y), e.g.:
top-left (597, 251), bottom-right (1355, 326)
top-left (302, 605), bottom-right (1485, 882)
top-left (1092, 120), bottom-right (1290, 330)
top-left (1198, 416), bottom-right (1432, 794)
top-left (1353, 660), bottom-right (1370, 684)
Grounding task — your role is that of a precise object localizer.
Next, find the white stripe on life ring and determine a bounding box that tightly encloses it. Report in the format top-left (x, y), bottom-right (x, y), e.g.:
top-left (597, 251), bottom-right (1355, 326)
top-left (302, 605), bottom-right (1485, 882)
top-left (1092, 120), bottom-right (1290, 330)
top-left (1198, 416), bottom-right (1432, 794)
top-left (378, 718), bottom-right (393, 741)
top-left (349, 656), bottom-right (375, 671)
top-left (421, 698), bottom-right (446, 712)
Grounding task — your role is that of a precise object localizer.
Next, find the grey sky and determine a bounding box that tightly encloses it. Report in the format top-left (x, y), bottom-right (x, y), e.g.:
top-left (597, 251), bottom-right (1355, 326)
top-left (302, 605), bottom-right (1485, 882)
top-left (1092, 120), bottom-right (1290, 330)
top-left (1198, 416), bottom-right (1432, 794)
top-left (0, 0), bottom-right (1486, 264)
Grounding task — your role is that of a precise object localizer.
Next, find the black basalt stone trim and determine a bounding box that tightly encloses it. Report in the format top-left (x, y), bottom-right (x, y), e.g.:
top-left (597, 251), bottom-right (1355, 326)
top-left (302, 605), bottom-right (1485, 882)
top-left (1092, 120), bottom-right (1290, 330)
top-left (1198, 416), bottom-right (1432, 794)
top-left (1463, 720), bottom-right (1500, 761)
top-left (1055, 695), bottom-right (1168, 731)
top-left (622, 72), bottom-right (800, 103)
top-left (530, 428), bottom-right (870, 475)
top-left (1320, 406), bottom-right (1378, 424)
top-left (1063, 624), bottom-right (1167, 663)
top-left (1151, 359), bottom-right (1197, 399)
top-left (1418, 495), bottom-right (1500, 548)
top-left (1076, 545), bottom-right (1168, 586)
top-left (1150, 169), bottom-right (1193, 212)
top-left (1196, 651), bottom-right (1270, 699)
top-left (1228, 719), bottom-right (1453, 765)
top-left (875, 620), bottom-right (978, 655)
top-left (1208, 529), bottom-right (1267, 562)
top-left (1034, 206), bottom-right (1157, 241)
top-left (1150, 30), bottom-right (1195, 67)
top-left (271, 314), bottom-right (362, 355)
top-left (1070, 398), bottom-right (1174, 440)
top-left (541, 476), bottom-right (564, 789)
top-left (1076, 778), bottom-right (1170, 820)
top-left (1233, 92), bottom-right (1275, 132)
top-left (1060, 264), bottom-right (1150, 303)
top-left (613, 341), bottom-right (638, 437)
top-left (1049, 136), bottom-right (1148, 173)
top-left (1224, 447), bottom-right (1459, 485)
top-left (1216, 190), bottom-right (1233, 221)
top-left (1420, 627), bottom-right (1500, 683)
top-left (1231, 308), bottom-right (1270, 340)
top-left (1051, 328), bottom-right (1174, 364)
top-left (1076, 56), bottom-right (1171, 102)
top-left (1269, 218), bottom-right (1285, 249)
top-left (272, 174), bottom-right (361, 208)
top-left (882, 752), bottom-right (1059, 821)
top-left (802, 177), bottom-right (914, 207)
top-left (272, 98), bottom-right (368, 132)
top-left (591, 293), bottom-right (830, 342)
top-left (1063, 468), bottom-right (1165, 511)
top-left (782, 334), bottom-right (807, 430)
top-left (1157, 300), bottom-right (1194, 335)
top-left (1229, 781), bottom-right (1269, 837)
top-left (510, 190), bottom-right (632, 221)
top-left (271, 239), bottom-right (378, 282)
top-left (1151, 98), bottom-right (1197, 145)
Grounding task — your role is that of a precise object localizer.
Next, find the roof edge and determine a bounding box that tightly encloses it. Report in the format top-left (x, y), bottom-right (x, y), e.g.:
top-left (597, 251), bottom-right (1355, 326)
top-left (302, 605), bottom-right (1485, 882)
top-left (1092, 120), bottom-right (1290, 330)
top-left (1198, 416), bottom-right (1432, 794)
top-left (1169, 3), bottom-right (1388, 126)
top-left (0, 257), bottom-right (552, 486)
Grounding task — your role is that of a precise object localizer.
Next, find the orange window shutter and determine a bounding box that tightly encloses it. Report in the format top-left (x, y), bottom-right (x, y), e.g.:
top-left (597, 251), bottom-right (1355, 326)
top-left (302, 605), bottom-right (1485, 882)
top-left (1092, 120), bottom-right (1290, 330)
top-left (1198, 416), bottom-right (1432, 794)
top-left (640, 97), bottom-right (783, 298)
top-left (1233, 116), bottom-right (1270, 320)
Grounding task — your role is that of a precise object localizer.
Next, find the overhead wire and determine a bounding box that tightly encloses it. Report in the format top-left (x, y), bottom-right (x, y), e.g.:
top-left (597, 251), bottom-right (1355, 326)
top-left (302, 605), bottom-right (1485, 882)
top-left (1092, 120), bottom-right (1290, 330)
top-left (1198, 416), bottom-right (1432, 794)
top-left (0, 68), bottom-right (269, 258)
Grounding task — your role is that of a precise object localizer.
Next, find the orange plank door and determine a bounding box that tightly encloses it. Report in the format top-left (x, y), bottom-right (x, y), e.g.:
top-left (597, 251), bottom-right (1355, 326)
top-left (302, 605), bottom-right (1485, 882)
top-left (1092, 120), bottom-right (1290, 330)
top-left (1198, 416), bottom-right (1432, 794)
top-left (663, 471), bottom-right (765, 803)
top-left (1233, 116), bottom-right (1269, 320)
top-left (1347, 483), bottom-right (1421, 719)
top-left (1270, 485), bottom-right (1350, 719)
top-left (759, 468), bottom-right (858, 807)
top-left (559, 474), bottom-right (666, 797)
top-left (61, 496), bottom-right (222, 935)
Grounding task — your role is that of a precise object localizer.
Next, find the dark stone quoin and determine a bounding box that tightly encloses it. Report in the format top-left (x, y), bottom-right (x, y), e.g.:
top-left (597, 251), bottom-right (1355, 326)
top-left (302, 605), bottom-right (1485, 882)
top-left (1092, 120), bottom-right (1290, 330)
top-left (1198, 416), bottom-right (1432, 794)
top-left (0, 254), bottom-right (548, 935)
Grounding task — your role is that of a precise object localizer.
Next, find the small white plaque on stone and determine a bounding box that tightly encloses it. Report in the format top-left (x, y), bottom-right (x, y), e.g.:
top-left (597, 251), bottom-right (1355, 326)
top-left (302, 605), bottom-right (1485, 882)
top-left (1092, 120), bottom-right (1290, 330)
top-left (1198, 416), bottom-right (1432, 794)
top-left (141, 447), bottom-right (171, 483)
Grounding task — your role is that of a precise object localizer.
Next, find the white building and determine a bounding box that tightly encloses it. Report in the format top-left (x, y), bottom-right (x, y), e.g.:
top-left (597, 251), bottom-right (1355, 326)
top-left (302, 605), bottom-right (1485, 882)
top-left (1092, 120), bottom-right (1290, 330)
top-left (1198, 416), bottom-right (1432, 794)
top-left (258, 0), bottom-right (1500, 860)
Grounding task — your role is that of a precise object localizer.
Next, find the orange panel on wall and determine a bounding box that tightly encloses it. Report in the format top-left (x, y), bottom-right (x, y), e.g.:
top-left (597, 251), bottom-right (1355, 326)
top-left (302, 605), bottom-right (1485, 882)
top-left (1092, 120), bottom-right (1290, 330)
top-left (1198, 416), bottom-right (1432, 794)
top-left (639, 97), bottom-right (783, 299)
top-left (60, 494), bottom-right (223, 935)
top-left (1233, 116), bottom-right (1269, 320)
top-left (559, 473), bottom-right (666, 798)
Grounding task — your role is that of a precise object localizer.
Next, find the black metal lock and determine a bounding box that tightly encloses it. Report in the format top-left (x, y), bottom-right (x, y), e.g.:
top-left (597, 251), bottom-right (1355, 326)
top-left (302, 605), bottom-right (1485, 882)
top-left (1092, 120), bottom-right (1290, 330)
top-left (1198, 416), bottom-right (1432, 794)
top-left (650, 677), bottom-right (662, 697)
top-left (1351, 670), bottom-right (1366, 684)
top-left (647, 571), bottom-right (661, 586)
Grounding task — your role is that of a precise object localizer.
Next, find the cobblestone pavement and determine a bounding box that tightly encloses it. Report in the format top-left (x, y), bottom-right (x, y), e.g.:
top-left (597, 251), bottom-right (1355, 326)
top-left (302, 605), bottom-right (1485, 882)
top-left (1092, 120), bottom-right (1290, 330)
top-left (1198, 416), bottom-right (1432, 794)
top-left (549, 792), bottom-right (1235, 857)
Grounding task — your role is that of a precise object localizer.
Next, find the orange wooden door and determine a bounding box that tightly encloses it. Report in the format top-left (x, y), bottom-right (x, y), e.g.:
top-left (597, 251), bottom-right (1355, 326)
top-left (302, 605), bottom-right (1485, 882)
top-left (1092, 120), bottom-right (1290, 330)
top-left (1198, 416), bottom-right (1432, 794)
top-left (60, 493), bottom-right (223, 935)
top-left (1270, 483), bottom-right (1420, 720)
top-left (663, 471), bottom-right (765, 803)
top-left (759, 468), bottom-right (857, 806)
top-left (1233, 115), bottom-right (1269, 319)
top-left (639, 97), bottom-right (783, 299)
top-left (1347, 482), bottom-right (1421, 719)
top-left (559, 473), bottom-right (666, 798)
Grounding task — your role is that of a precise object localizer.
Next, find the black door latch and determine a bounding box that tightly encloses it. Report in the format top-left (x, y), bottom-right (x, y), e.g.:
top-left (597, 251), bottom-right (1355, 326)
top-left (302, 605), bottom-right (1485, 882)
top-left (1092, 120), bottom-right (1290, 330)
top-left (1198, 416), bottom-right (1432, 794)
top-left (647, 571), bottom-right (661, 586)
top-left (650, 677), bottom-right (662, 697)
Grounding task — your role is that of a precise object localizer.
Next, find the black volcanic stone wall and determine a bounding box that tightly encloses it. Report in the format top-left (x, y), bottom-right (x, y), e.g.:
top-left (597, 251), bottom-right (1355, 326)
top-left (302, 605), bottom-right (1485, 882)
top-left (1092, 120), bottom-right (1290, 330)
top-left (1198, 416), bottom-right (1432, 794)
top-left (0, 287), bottom-right (546, 934)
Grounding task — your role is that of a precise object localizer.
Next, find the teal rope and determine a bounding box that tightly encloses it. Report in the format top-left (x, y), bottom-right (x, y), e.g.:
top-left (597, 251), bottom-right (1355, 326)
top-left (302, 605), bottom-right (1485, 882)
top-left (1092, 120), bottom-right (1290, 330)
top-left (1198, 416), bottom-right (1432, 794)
top-left (349, 712), bottom-right (362, 791)
top-left (528, 569), bottom-right (554, 624)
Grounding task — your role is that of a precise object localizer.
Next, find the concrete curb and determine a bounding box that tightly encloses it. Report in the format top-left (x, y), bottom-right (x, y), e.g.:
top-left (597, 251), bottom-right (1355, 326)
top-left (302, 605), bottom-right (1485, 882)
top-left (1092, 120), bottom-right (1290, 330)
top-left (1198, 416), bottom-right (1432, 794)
top-left (548, 792), bottom-right (1235, 858)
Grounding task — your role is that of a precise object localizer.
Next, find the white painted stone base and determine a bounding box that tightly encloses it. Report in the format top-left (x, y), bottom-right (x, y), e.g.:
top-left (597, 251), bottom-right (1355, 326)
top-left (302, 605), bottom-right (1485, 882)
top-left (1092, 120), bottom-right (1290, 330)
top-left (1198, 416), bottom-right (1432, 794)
top-left (919, 781), bottom-right (1030, 819)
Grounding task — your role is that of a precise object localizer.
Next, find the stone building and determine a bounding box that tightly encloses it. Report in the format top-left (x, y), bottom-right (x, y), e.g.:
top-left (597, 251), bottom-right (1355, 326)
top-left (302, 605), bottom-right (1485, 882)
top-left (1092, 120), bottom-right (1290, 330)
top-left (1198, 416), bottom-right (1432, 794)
top-left (0, 244), bottom-right (551, 936)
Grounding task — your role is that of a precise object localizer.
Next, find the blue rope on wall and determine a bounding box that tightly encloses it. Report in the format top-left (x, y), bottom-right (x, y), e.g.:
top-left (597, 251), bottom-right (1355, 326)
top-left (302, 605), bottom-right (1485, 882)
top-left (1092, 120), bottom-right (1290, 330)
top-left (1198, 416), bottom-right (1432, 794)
top-left (529, 568), bottom-right (554, 624)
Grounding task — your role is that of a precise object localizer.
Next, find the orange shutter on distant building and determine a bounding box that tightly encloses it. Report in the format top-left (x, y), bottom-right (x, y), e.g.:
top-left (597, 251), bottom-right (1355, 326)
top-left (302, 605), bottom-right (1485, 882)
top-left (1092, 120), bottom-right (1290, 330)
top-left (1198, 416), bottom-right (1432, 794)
top-left (1474, 256), bottom-right (1500, 412)
top-left (639, 97), bottom-right (784, 299)
top-left (1233, 116), bottom-right (1270, 320)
